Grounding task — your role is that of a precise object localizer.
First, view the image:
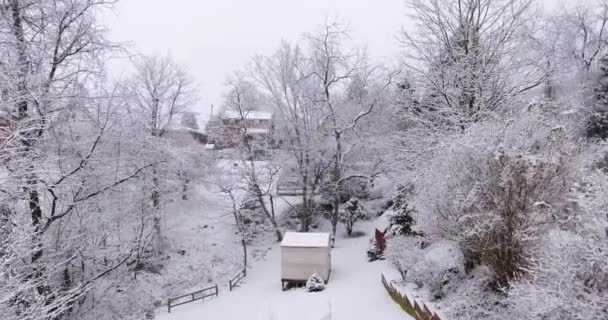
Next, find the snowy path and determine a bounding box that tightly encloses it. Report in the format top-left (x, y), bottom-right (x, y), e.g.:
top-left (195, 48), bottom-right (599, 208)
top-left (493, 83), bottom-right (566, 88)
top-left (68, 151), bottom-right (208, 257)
top-left (156, 220), bottom-right (410, 320)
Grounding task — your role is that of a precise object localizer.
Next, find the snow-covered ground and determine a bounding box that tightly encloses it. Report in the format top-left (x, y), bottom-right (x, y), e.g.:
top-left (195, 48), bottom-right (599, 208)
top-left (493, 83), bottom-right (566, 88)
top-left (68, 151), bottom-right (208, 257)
top-left (155, 220), bottom-right (410, 320)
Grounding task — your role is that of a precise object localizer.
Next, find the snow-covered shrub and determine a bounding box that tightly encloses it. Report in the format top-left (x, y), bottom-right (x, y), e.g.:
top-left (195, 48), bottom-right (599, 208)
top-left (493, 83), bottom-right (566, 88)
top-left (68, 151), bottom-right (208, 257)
top-left (339, 198), bottom-right (368, 236)
top-left (415, 109), bottom-right (575, 289)
top-left (406, 106), bottom-right (589, 318)
top-left (505, 230), bottom-right (608, 320)
top-left (592, 151), bottom-right (608, 174)
top-left (435, 265), bottom-right (503, 320)
top-left (586, 55), bottom-right (608, 140)
top-left (387, 203), bottom-right (423, 237)
top-left (385, 236), bottom-right (425, 281)
top-left (437, 148), bottom-right (569, 288)
top-left (387, 239), bottom-right (466, 300)
top-left (503, 168), bottom-right (608, 319)
top-left (386, 185), bottom-right (419, 237)
top-left (406, 240), bottom-right (465, 300)
top-left (306, 273), bottom-right (326, 292)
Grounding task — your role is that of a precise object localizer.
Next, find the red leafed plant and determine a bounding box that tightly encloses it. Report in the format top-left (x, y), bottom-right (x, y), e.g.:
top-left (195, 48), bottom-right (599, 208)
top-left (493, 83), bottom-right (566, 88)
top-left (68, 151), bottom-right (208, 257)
top-left (368, 228), bottom-right (387, 261)
top-left (375, 228), bottom-right (387, 251)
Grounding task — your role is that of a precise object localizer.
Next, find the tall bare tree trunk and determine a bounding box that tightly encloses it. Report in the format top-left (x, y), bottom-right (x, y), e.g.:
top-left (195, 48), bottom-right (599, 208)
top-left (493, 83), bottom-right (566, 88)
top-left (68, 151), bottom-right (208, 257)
top-left (228, 191), bottom-right (247, 268)
top-left (150, 97), bottom-right (163, 256)
top-left (330, 131), bottom-right (342, 246)
top-left (10, 0), bottom-right (51, 301)
top-left (255, 192), bottom-right (282, 241)
top-left (300, 152), bottom-right (311, 232)
top-left (151, 165), bottom-right (162, 256)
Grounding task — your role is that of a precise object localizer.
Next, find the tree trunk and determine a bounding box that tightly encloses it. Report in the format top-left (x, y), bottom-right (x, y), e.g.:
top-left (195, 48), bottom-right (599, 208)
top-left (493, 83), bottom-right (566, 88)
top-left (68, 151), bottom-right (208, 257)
top-left (300, 170), bottom-right (310, 232)
top-left (229, 191), bottom-right (248, 269)
top-left (10, 0), bottom-right (55, 305)
top-left (255, 192), bottom-right (282, 242)
top-left (330, 129), bottom-right (342, 245)
top-left (10, 0), bottom-right (29, 120)
top-left (269, 195), bottom-right (276, 219)
top-left (151, 165), bottom-right (162, 256)
top-left (180, 170), bottom-right (189, 200)
top-left (331, 195), bottom-right (339, 246)
top-left (242, 238), bottom-right (248, 268)
top-left (10, 0), bottom-right (46, 269)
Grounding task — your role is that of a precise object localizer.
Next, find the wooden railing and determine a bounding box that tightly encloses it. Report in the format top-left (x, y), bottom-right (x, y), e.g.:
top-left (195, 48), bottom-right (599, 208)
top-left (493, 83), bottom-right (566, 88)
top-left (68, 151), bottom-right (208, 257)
top-left (167, 284), bottom-right (218, 313)
top-left (381, 274), bottom-right (442, 320)
top-left (229, 268), bottom-right (246, 291)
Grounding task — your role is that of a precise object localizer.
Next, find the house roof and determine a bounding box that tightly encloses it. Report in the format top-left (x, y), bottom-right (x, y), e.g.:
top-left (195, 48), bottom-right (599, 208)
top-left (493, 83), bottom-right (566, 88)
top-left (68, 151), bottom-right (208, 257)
top-left (245, 128), bottom-right (269, 134)
top-left (281, 232), bottom-right (330, 248)
top-left (223, 110), bottom-right (272, 120)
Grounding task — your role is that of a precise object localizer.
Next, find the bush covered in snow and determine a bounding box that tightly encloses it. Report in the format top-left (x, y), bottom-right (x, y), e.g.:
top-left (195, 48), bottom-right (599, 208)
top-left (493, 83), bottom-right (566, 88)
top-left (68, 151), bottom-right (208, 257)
top-left (506, 229), bottom-right (608, 319)
top-left (395, 103), bottom-right (607, 318)
top-left (386, 204), bottom-right (423, 238)
top-left (384, 185), bottom-right (424, 237)
top-left (408, 241), bottom-right (465, 300)
top-left (339, 198), bottom-right (369, 235)
top-left (387, 238), bottom-right (465, 300)
top-left (411, 107), bottom-right (575, 289)
top-left (306, 273), bottom-right (326, 292)
top-left (586, 56), bottom-right (608, 140)
top-left (436, 148), bottom-right (569, 288)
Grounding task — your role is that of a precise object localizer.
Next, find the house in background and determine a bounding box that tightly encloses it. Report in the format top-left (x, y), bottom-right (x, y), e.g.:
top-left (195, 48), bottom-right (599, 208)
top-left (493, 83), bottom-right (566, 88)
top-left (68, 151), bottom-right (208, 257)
top-left (216, 111), bottom-right (273, 149)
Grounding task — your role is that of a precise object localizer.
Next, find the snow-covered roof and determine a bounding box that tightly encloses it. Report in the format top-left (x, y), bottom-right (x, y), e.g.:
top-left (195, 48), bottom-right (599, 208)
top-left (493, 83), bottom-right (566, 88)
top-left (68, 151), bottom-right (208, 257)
top-left (223, 110), bottom-right (272, 120)
top-left (245, 128), bottom-right (269, 134)
top-left (281, 232), bottom-right (330, 248)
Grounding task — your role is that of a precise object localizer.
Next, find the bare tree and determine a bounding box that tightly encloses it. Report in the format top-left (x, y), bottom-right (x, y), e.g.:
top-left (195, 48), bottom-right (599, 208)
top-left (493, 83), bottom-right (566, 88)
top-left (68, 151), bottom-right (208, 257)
top-left (399, 0), bottom-right (545, 126)
top-left (252, 41), bottom-right (330, 232)
top-left (553, 1), bottom-right (608, 73)
top-left (223, 75), bottom-right (283, 241)
top-left (123, 54), bottom-right (197, 255)
top-left (0, 2), bottom-right (167, 318)
top-left (215, 179), bottom-right (249, 271)
top-left (305, 22), bottom-right (394, 241)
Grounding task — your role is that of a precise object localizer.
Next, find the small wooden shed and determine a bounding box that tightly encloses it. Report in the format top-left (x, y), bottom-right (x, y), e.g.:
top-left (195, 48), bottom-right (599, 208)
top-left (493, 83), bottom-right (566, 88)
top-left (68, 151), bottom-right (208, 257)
top-left (280, 232), bottom-right (331, 290)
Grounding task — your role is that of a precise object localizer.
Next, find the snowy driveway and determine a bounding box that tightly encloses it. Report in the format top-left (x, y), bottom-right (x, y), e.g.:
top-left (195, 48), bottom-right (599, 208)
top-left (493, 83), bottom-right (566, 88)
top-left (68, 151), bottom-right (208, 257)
top-left (156, 221), bottom-right (410, 320)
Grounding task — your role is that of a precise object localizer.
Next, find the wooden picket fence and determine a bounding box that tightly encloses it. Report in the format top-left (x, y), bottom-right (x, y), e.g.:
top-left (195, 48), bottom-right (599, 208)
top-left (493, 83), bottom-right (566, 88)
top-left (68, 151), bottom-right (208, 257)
top-left (167, 284), bottom-right (218, 313)
top-left (381, 274), bottom-right (442, 320)
top-left (229, 268), bottom-right (246, 291)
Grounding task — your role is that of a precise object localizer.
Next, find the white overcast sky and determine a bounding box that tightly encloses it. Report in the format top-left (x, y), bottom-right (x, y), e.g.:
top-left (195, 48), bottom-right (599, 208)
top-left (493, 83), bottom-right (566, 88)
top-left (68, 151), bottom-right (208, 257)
top-left (103, 0), bottom-right (560, 120)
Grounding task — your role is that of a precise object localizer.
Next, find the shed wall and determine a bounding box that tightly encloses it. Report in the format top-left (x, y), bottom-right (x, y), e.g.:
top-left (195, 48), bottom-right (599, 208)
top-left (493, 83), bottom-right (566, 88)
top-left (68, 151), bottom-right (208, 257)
top-left (281, 246), bottom-right (331, 282)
